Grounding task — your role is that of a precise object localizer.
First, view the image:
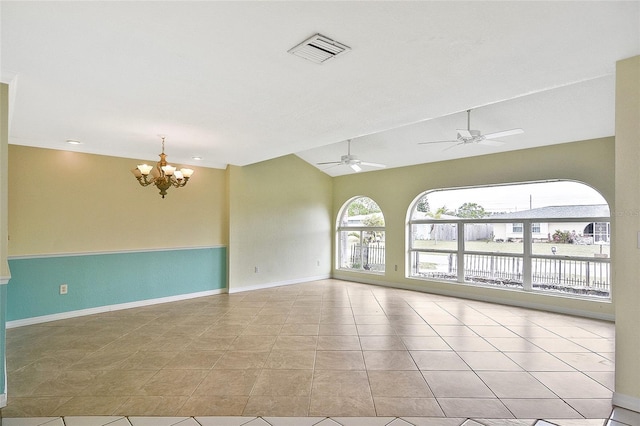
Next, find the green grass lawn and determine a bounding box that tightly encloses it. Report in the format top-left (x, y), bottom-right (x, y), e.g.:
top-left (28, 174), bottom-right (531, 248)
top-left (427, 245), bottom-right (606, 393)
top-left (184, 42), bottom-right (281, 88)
top-left (413, 239), bottom-right (610, 257)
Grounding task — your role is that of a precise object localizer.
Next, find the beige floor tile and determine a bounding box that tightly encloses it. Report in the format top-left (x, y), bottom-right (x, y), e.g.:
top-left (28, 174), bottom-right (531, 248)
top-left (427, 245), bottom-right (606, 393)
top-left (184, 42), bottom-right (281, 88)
top-left (30, 370), bottom-right (102, 397)
top-left (527, 338), bottom-right (591, 353)
top-left (0, 396), bottom-right (73, 417)
top-left (354, 315), bottom-right (390, 325)
top-left (83, 370), bottom-right (157, 396)
top-left (115, 396), bottom-right (190, 416)
top-left (194, 369), bottom-right (260, 395)
top-left (53, 396), bottom-right (131, 416)
top-left (442, 336), bottom-right (497, 352)
top-left (468, 326), bottom-right (519, 338)
top-left (553, 352), bottom-right (615, 372)
top-left (309, 395), bottom-right (376, 417)
top-left (437, 398), bottom-right (513, 418)
top-left (317, 335), bottom-right (361, 350)
top-left (356, 324), bottom-right (397, 335)
top-left (456, 352), bottom-right (523, 371)
top-left (505, 352), bottom-right (574, 371)
top-left (359, 335), bottom-right (405, 350)
top-left (476, 371), bottom-right (557, 398)
top-left (368, 370), bottom-right (433, 397)
top-left (431, 325), bottom-right (476, 336)
top-left (584, 371), bottom-right (615, 390)
top-left (140, 369), bottom-right (208, 396)
top-left (273, 336), bottom-right (318, 351)
top-left (186, 336), bottom-right (237, 351)
top-left (251, 369), bottom-right (313, 396)
top-left (243, 396), bottom-right (310, 416)
top-left (501, 398), bottom-right (581, 418)
top-left (564, 399), bottom-right (614, 419)
top-left (163, 351), bottom-right (224, 369)
top-left (241, 324), bottom-right (283, 336)
top-left (318, 323), bottom-right (358, 335)
top-left (279, 324), bottom-right (320, 335)
top-left (363, 350), bottom-right (417, 370)
top-left (315, 351), bottom-right (365, 370)
top-left (531, 372), bottom-right (613, 399)
top-left (214, 351), bottom-right (270, 369)
top-left (311, 370), bottom-right (372, 398)
top-left (401, 336), bottom-right (450, 351)
top-left (118, 351), bottom-right (179, 370)
top-left (484, 337), bottom-right (544, 353)
top-left (391, 324), bottom-right (438, 336)
top-left (410, 351), bottom-right (470, 371)
top-left (422, 371), bottom-right (494, 398)
top-left (373, 397), bottom-right (443, 417)
top-left (228, 335), bottom-right (276, 351)
top-left (176, 396), bottom-right (249, 416)
top-left (264, 350), bottom-right (316, 369)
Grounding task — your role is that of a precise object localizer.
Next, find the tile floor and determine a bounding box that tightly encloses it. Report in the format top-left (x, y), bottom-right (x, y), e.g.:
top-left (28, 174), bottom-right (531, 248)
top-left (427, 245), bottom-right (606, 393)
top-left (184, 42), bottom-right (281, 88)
top-left (2, 279), bottom-right (619, 425)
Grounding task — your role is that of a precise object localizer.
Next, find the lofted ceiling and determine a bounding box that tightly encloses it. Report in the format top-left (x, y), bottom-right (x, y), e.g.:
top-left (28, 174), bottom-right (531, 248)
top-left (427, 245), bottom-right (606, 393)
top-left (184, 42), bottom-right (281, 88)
top-left (1, 1), bottom-right (639, 176)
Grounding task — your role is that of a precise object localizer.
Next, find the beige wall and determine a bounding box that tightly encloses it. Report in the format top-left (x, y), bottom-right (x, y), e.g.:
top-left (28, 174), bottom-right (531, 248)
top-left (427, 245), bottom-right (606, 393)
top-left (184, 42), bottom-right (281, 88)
top-left (227, 154), bottom-right (333, 291)
top-left (8, 145), bottom-right (227, 256)
top-left (613, 56), bottom-right (640, 410)
top-left (333, 138), bottom-right (615, 319)
top-left (1, 84), bottom-right (8, 279)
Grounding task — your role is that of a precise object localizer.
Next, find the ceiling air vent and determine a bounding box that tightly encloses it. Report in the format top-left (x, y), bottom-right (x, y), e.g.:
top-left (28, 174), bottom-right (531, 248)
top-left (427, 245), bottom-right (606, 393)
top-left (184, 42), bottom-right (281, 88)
top-left (288, 34), bottom-right (351, 64)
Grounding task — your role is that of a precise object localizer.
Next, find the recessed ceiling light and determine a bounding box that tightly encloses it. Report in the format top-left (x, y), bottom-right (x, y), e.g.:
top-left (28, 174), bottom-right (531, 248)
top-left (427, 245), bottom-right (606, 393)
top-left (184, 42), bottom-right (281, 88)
top-left (192, 156), bottom-right (203, 161)
top-left (66, 139), bottom-right (82, 145)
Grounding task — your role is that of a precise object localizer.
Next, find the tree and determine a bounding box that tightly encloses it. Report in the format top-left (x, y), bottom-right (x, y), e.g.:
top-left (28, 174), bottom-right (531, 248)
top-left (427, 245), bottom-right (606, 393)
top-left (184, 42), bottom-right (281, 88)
top-left (348, 197), bottom-right (381, 216)
top-left (362, 214), bottom-right (384, 227)
top-left (416, 196), bottom-right (430, 213)
top-left (455, 202), bottom-right (488, 218)
top-left (430, 205), bottom-right (454, 218)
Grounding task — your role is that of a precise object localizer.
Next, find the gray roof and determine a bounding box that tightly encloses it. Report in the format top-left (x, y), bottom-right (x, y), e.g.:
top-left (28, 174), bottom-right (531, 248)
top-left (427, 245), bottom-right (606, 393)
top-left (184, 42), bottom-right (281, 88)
top-left (493, 204), bottom-right (609, 219)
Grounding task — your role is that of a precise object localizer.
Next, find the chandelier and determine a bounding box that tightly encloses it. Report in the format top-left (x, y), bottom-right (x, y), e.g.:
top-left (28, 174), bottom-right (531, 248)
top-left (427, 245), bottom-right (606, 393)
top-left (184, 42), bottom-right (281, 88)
top-left (131, 136), bottom-right (194, 198)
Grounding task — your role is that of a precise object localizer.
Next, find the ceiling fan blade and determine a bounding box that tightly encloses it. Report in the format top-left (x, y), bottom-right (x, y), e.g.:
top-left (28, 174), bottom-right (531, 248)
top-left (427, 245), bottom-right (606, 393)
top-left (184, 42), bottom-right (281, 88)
top-left (483, 128), bottom-right (524, 139)
top-left (478, 139), bottom-right (505, 147)
top-left (350, 163), bottom-right (362, 172)
top-left (419, 140), bottom-right (458, 145)
top-left (443, 142), bottom-right (464, 152)
top-left (316, 161), bottom-right (342, 165)
top-left (360, 161), bottom-right (386, 168)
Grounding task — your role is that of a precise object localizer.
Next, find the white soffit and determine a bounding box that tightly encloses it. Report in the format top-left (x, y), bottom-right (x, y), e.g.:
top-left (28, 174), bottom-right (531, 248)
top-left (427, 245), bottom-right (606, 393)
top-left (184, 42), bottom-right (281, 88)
top-left (288, 33), bottom-right (351, 64)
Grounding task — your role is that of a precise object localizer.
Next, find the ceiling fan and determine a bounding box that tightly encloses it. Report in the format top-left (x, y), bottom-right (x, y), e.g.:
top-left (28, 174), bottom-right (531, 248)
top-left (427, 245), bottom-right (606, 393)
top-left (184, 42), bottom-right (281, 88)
top-left (419, 109), bottom-right (524, 149)
top-left (317, 139), bottom-right (386, 172)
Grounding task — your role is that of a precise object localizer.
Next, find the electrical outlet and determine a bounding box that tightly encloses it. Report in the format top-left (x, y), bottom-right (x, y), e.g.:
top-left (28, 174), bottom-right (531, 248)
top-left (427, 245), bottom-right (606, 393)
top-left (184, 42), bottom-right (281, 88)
top-left (317, 260), bottom-right (320, 267)
top-left (394, 264), bottom-right (398, 272)
top-left (59, 284), bottom-right (68, 295)
top-left (254, 266), bottom-right (259, 273)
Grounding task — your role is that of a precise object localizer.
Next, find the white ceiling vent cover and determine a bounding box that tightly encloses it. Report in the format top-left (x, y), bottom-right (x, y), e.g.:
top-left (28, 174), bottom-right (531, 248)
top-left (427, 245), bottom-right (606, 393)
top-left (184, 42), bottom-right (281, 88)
top-left (288, 34), bottom-right (351, 64)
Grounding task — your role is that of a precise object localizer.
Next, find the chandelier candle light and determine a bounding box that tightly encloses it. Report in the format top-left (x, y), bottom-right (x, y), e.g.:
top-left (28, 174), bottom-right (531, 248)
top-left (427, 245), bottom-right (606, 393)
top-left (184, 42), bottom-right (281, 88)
top-left (131, 136), bottom-right (194, 198)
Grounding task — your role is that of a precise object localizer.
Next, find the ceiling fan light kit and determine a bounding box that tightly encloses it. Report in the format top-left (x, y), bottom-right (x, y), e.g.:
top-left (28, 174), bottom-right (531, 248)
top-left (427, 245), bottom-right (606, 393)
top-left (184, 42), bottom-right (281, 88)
top-left (131, 136), bottom-right (194, 199)
top-left (317, 139), bottom-right (386, 173)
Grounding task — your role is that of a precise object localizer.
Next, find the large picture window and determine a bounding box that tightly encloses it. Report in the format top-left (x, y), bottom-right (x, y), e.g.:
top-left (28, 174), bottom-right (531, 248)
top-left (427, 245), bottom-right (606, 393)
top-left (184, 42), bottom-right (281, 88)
top-left (408, 181), bottom-right (611, 299)
top-left (337, 197), bottom-right (385, 273)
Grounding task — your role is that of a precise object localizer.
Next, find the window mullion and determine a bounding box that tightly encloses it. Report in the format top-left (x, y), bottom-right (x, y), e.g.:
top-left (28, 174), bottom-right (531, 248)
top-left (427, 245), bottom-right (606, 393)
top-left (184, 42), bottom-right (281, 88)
top-left (457, 222), bottom-right (465, 283)
top-left (523, 220), bottom-right (532, 291)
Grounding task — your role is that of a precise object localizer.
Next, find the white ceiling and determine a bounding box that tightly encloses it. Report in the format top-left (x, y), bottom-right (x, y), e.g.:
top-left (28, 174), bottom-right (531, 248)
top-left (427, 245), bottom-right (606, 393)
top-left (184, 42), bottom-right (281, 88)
top-left (1, 1), bottom-right (639, 176)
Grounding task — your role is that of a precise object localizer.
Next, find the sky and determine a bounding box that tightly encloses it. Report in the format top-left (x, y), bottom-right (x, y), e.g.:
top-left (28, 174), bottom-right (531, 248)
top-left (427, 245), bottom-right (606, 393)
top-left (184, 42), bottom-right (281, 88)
top-left (424, 180), bottom-right (607, 213)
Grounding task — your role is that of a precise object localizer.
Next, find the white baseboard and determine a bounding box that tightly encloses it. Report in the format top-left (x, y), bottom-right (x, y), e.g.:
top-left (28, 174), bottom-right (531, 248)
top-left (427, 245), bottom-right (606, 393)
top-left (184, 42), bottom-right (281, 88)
top-left (332, 273), bottom-right (615, 322)
top-left (228, 274), bottom-right (331, 294)
top-left (6, 289), bottom-right (227, 328)
top-left (613, 392), bottom-right (640, 413)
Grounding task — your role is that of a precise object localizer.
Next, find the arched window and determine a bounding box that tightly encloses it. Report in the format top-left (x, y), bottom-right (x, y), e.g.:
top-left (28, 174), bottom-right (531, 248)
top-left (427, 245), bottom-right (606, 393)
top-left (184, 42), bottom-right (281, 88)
top-left (408, 180), bottom-right (611, 299)
top-left (337, 197), bottom-right (385, 273)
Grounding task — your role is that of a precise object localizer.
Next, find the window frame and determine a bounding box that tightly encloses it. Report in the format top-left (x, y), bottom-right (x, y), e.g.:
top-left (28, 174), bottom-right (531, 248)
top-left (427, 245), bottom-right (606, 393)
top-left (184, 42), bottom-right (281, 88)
top-left (408, 199), bottom-right (611, 299)
top-left (337, 197), bottom-right (386, 274)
